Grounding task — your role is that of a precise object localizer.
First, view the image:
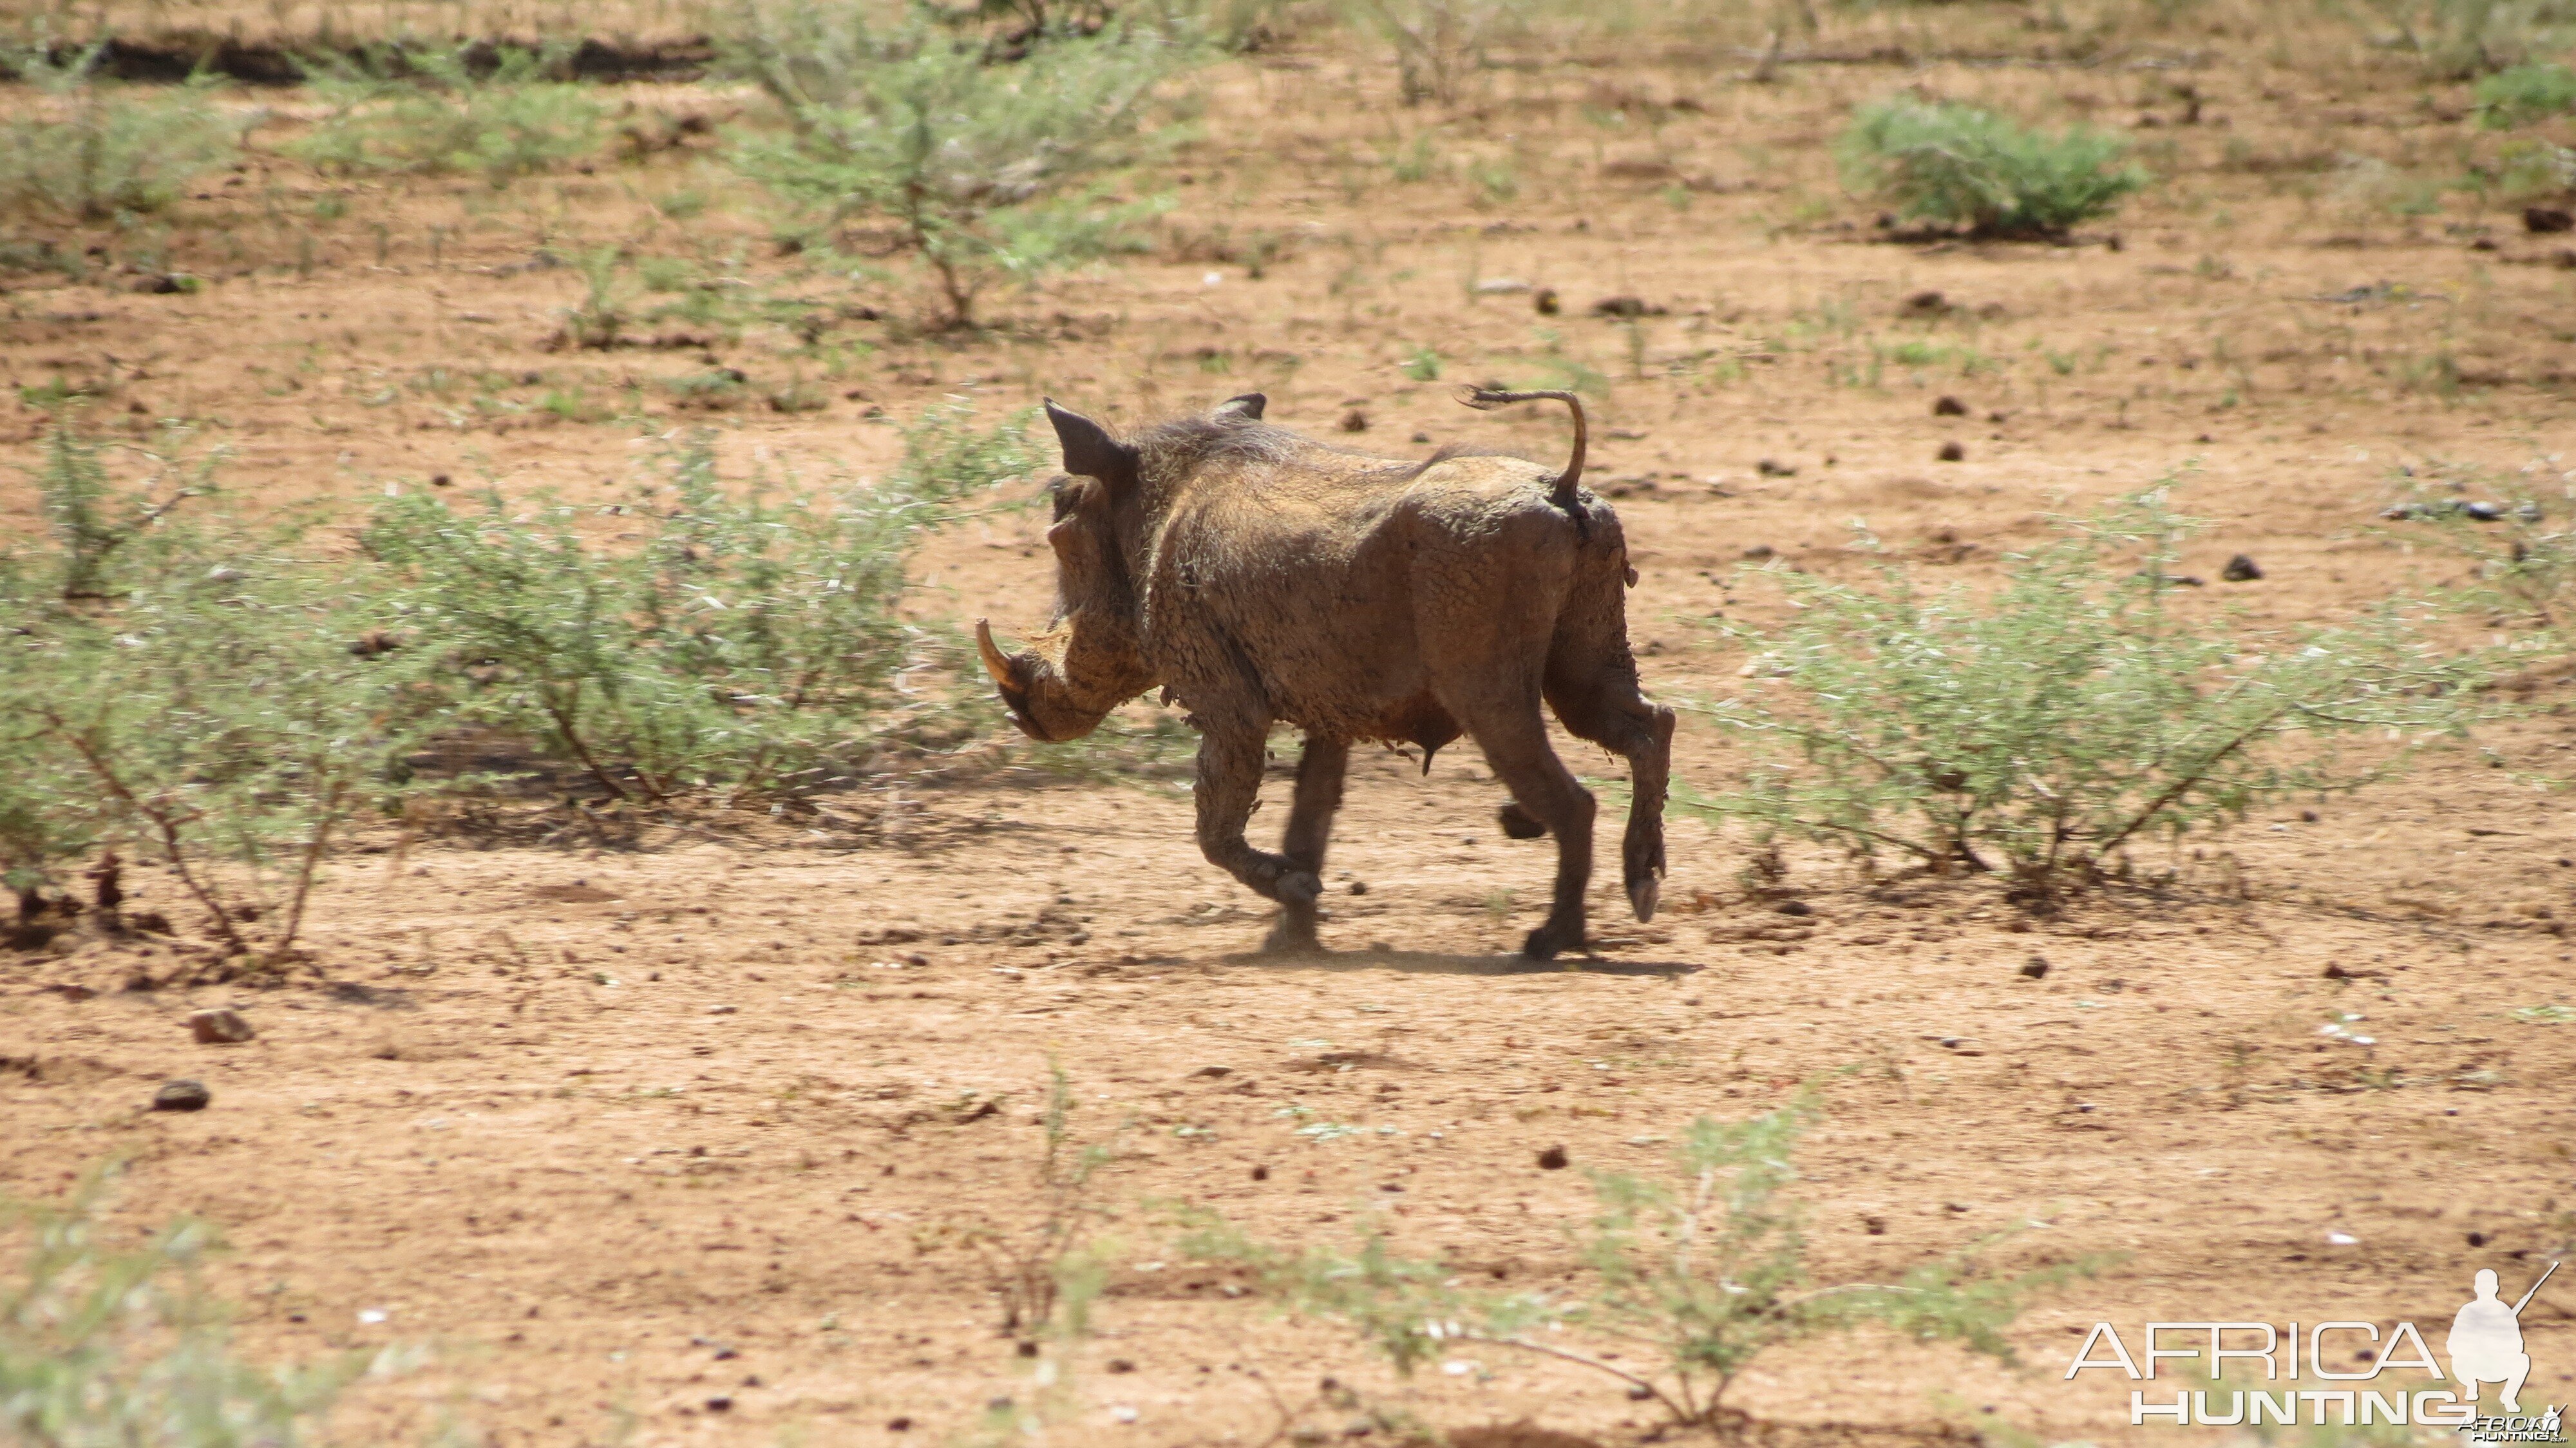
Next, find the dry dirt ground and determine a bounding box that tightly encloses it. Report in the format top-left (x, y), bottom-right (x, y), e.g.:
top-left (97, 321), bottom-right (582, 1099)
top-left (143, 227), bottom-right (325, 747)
top-left (6, 6), bottom-right (2576, 1445)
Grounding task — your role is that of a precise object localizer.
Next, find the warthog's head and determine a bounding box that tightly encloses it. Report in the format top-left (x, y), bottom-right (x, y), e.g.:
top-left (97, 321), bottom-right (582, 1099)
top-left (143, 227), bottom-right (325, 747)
top-left (978, 395), bottom-right (1265, 741)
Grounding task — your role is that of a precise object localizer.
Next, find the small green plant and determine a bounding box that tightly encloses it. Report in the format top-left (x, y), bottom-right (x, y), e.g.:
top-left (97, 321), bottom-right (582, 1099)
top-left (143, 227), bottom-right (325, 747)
top-left (2476, 61), bottom-right (2576, 126)
top-left (1839, 97), bottom-right (2148, 240)
top-left (1182, 1091), bottom-right (2088, 1431)
top-left (558, 247), bottom-right (638, 349)
top-left (1399, 345), bottom-right (1442, 382)
top-left (0, 43), bottom-right (241, 222)
top-left (1687, 486), bottom-right (2501, 898)
top-left (2378, 464), bottom-right (2576, 624)
top-left (287, 43), bottom-right (604, 186)
top-left (726, 8), bottom-right (1197, 327)
top-left (913, 1063), bottom-right (1117, 1337)
top-left (1, 1166), bottom-right (412, 1443)
top-left (1339, 0), bottom-right (1508, 106)
top-left (2349, 0), bottom-right (2576, 79)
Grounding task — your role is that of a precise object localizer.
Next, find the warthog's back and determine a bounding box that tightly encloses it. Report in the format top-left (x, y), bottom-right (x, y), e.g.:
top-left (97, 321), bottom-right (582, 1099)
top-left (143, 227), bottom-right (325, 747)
top-left (1141, 444), bottom-right (1618, 748)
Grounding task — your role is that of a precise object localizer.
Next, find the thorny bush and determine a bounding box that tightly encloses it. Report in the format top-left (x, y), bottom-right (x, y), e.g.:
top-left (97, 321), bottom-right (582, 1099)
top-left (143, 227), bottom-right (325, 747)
top-left (1683, 487), bottom-right (2506, 900)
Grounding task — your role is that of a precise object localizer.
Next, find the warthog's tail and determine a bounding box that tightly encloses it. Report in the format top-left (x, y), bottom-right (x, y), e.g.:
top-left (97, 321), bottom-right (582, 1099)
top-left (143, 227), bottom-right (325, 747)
top-left (1456, 386), bottom-right (1586, 512)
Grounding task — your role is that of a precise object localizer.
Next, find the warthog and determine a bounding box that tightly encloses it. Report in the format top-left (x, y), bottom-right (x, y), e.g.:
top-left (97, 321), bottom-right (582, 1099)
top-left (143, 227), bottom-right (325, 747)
top-left (976, 387), bottom-right (1674, 960)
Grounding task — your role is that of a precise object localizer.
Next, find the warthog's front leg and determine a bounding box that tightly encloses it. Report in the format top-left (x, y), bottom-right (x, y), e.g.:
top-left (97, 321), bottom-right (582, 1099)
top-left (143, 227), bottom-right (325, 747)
top-left (1264, 735), bottom-right (1348, 953)
top-left (1192, 721), bottom-right (1323, 928)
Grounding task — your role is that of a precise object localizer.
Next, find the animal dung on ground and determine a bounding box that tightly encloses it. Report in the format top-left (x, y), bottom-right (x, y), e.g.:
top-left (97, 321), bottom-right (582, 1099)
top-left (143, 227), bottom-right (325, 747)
top-left (1537, 1145), bottom-right (1570, 1170)
top-left (2221, 553), bottom-right (2263, 582)
top-left (2525, 207), bottom-right (2574, 234)
top-left (1338, 408), bottom-right (1368, 432)
top-left (152, 1079), bottom-right (211, 1112)
top-left (1903, 289), bottom-right (1950, 316)
top-left (2020, 957), bottom-right (2050, 979)
top-left (1933, 395), bottom-right (1968, 416)
top-left (1755, 457), bottom-right (1795, 477)
top-left (1937, 441), bottom-right (1966, 462)
top-left (187, 1007), bottom-right (255, 1043)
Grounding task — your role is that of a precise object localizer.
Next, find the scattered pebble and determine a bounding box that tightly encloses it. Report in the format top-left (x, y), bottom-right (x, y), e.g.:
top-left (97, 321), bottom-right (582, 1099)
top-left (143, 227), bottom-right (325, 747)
top-left (1537, 1145), bottom-right (1569, 1170)
top-left (2221, 553), bottom-right (2263, 582)
top-left (1755, 458), bottom-right (1795, 477)
top-left (706, 1004), bottom-right (737, 1015)
top-left (704, 1395), bottom-right (733, 1413)
top-left (1933, 395), bottom-right (1967, 416)
top-left (151, 1079), bottom-right (210, 1112)
top-left (2020, 958), bottom-right (2050, 980)
top-left (1937, 441), bottom-right (1966, 462)
top-left (1776, 900), bottom-right (1812, 917)
top-left (188, 1007), bottom-right (255, 1044)
top-left (1474, 277), bottom-right (1531, 294)
top-left (1339, 408), bottom-right (1368, 433)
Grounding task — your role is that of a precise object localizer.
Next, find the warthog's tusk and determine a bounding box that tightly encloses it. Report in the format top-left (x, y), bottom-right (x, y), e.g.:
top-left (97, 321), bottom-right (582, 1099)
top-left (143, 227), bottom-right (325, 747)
top-left (973, 619), bottom-right (1016, 687)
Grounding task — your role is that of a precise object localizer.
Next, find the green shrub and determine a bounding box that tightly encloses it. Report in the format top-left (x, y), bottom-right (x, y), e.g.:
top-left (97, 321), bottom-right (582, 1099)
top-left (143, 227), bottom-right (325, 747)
top-left (1, 1165), bottom-right (417, 1445)
top-left (2475, 61), bottom-right (2576, 126)
top-left (4, 427), bottom-right (440, 966)
top-left (1182, 1091), bottom-right (2088, 1431)
top-left (0, 43), bottom-right (241, 223)
top-left (725, 7), bottom-right (1197, 326)
top-left (286, 43), bottom-right (603, 186)
top-left (2349, 0), bottom-right (2576, 79)
top-left (1838, 97), bottom-right (2146, 240)
top-left (363, 412), bottom-right (1032, 804)
top-left (1686, 488), bottom-right (2500, 897)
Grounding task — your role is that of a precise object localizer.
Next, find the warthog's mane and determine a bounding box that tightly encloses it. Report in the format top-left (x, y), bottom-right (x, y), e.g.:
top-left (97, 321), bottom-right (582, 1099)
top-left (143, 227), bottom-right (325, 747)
top-left (1130, 417), bottom-right (1312, 484)
top-left (1131, 417), bottom-right (1530, 491)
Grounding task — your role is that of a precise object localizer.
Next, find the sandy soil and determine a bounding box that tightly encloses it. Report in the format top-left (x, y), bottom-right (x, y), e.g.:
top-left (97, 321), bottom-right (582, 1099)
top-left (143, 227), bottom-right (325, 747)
top-left (6, 6), bottom-right (2576, 1444)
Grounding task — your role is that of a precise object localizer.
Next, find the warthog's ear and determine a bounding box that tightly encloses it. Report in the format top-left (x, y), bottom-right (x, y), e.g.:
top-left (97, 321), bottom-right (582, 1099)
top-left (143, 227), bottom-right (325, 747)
top-left (1044, 399), bottom-right (1139, 494)
top-left (1211, 392), bottom-right (1267, 421)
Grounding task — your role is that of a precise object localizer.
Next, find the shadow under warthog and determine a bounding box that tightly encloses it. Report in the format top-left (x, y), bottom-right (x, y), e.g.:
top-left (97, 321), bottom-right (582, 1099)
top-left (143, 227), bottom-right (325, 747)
top-left (1212, 946), bottom-right (1701, 978)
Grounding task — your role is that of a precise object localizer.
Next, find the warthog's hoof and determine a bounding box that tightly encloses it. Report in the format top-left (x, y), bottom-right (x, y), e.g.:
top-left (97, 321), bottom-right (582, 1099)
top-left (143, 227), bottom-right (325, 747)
top-left (1628, 873), bottom-right (1661, 923)
top-left (1273, 870), bottom-right (1322, 906)
top-left (1522, 922), bottom-right (1583, 961)
top-left (1497, 802), bottom-right (1548, 839)
top-left (1260, 918), bottom-right (1321, 955)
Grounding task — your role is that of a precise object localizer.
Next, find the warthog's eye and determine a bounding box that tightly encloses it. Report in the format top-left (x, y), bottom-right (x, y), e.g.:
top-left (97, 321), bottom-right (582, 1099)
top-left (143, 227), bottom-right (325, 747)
top-left (1047, 477), bottom-right (1075, 522)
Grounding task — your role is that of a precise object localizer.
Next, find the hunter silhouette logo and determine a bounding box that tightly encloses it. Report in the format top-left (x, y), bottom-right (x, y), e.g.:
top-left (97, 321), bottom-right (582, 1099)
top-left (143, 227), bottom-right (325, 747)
top-left (2067, 1261), bottom-right (2565, 1439)
top-left (2452, 1264), bottom-right (2553, 1413)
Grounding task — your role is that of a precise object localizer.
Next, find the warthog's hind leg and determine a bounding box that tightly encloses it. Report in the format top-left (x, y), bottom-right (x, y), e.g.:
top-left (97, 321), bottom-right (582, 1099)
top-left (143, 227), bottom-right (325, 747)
top-left (1463, 700), bottom-right (1596, 961)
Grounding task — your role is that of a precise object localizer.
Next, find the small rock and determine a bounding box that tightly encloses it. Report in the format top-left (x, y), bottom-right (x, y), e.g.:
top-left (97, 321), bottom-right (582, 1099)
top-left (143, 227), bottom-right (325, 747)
top-left (706, 1004), bottom-right (737, 1015)
top-left (1411, 432), bottom-right (1431, 444)
top-left (1755, 458), bottom-right (1795, 477)
top-left (1742, 543), bottom-right (1776, 559)
top-left (1537, 1145), bottom-right (1569, 1170)
top-left (1589, 295), bottom-right (1658, 318)
top-left (1903, 289), bottom-right (1949, 315)
top-left (1863, 1214), bottom-right (1888, 1235)
top-left (1474, 277), bottom-right (1531, 294)
top-left (1338, 408), bottom-right (1368, 433)
top-left (1933, 395), bottom-right (1967, 416)
top-left (152, 1079), bottom-right (210, 1112)
top-left (1937, 441), bottom-right (1965, 462)
top-left (2324, 962), bottom-right (2351, 980)
top-left (2020, 957), bottom-right (2049, 980)
top-left (1776, 900), bottom-right (1812, 917)
top-left (1348, 881), bottom-right (1368, 895)
top-left (1533, 287), bottom-right (1560, 315)
top-left (887, 1418), bottom-right (913, 1433)
top-left (2525, 206), bottom-right (2574, 234)
top-left (187, 1007), bottom-right (254, 1044)
top-left (704, 1395), bottom-right (733, 1413)
top-left (1107, 1357), bottom-right (1138, 1373)
top-left (1189, 1065), bottom-right (1233, 1078)
top-left (2468, 1230), bottom-right (2488, 1247)
top-left (1251, 1164), bottom-right (1269, 1181)
top-left (2221, 553), bottom-right (2262, 582)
